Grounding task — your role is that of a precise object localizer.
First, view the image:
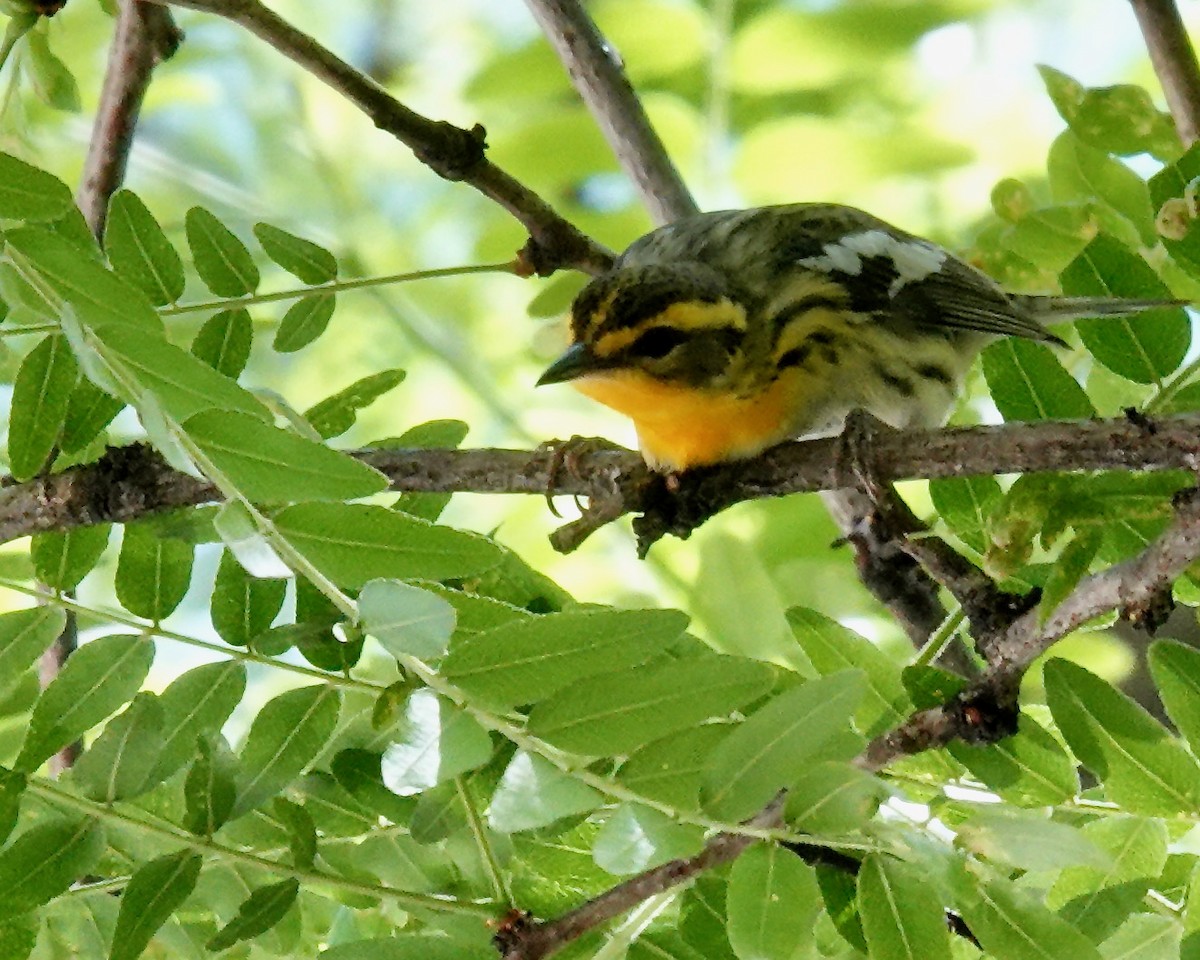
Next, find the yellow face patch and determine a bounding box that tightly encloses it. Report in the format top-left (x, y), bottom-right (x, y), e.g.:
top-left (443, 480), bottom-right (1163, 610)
top-left (589, 298), bottom-right (748, 359)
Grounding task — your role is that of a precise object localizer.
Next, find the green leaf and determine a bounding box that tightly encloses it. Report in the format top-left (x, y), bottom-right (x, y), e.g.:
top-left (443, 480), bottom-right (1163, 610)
top-left (981, 338), bottom-right (1095, 421)
top-left (617, 725), bottom-right (729, 811)
top-left (727, 844), bottom-right (819, 960)
top-left (953, 862), bottom-right (1102, 960)
top-left (1046, 132), bottom-right (1155, 245)
top-left (273, 502), bottom-right (502, 588)
top-left (1047, 816), bottom-right (1167, 920)
top-left (253, 223), bottom-right (337, 284)
top-left (3, 226), bottom-right (161, 332)
top-left (9, 334), bottom-right (78, 480)
top-left (105, 191), bottom-right (186, 306)
top-left (305, 369), bottom-right (408, 441)
top-left (0, 607), bottom-right (66, 699)
top-left (817, 864), bottom-right (867, 954)
top-left (592, 803), bottom-right (704, 875)
top-left (183, 734), bottom-right (238, 836)
top-left (274, 293), bottom-right (336, 352)
top-left (31, 524), bottom-right (110, 590)
top-left (0, 151), bottom-right (72, 220)
top-left (331, 749), bottom-right (414, 825)
top-left (385, 418), bottom-right (468, 520)
top-left (702, 671), bottom-right (865, 822)
top-left (109, 851), bottom-right (202, 960)
top-left (1039, 66), bottom-right (1178, 158)
top-left (787, 607), bottom-right (910, 735)
top-left (784, 761), bottom-right (883, 833)
top-left (858, 855), bottom-right (951, 960)
top-left (441, 608), bottom-right (689, 710)
top-left (185, 207), bottom-right (259, 297)
top-left (359, 579), bottom-right (457, 659)
top-left (116, 523), bottom-right (194, 621)
top-left (948, 713), bottom-right (1078, 806)
top-left (1098, 914), bottom-right (1180, 960)
top-left (205, 878), bottom-right (298, 952)
top-left (930, 475), bottom-right (1003, 553)
top-left (379, 689), bottom-right (492, 795)
top-left (210, 549), bottom-right (286, 647)
top-left (185, 409), bottom-right (387, 502)
top-left (92, 323), bottom-right (268, 422)
top-left (272, 797), bottom-right (317, 868)
top-left (628, 932), bottom-right (708, 960)
top-left (527, 654), bottom-right (773, 755)
top-left (16, 633), bottom-right (153, 772)
top-left (1039, 530), bottom-right (1103, 623)
top-left (74, 692), bottom-right (166, 802)
top-left (487, 751), bottom-right (602, 832)
top-left (957, 808), bottom-right (1110, 873)
top-left (1045, 658), bottom-right (1200, 815)
top-left (320, 936), bottom-right (481, 960)
top-left (1149, 640), bottom-right (1200, 753)
top-left (25, 30), bottom-right (79, 111)
top-left (1059, 883), bottom-right (1151, 945)
top-left (0, 769), bottom-right (25, 847)
top-left (151, 660), bottom-right (246, 783)
top-left (60, 379), bottom-right (123, 453)
top-left (0, 818), bottom-right (104, 920)
top-left (234, 683), bottom-right (341, 816)
top-left (191, 308), bottom-right (253, 379)
top-left (1060, 235), bottom-right (1188, 384)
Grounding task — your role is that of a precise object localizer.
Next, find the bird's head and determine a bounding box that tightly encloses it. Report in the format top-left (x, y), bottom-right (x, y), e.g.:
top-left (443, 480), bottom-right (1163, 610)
top-left (537, 262), bottom-right (749, 392)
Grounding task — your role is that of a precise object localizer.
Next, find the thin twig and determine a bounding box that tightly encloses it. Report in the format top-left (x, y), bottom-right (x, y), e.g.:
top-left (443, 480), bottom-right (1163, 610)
top-left (523, 0), bottom-right (698, 225)
top-left (1130, 0), bottom-right (1200, 145)
top-left (78, 0), bottom-right (182, 235)
top-left (148, 0), bottom-right (612, 276)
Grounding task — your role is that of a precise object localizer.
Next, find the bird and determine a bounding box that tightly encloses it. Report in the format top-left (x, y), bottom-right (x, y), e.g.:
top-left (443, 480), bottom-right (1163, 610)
top-left (536, 203), bottom-right (1181, 473)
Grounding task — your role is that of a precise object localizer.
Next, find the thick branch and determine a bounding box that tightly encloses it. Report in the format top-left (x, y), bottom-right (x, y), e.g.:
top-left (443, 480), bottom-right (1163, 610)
top-left (6, 413), bottom-right (1200, 548)
top-left (1130, 0), bottom-right (1200, 145)
top-left (523, 0), bottom-right (698, 225)
top-left (150, 0), bottom-right (612, 276)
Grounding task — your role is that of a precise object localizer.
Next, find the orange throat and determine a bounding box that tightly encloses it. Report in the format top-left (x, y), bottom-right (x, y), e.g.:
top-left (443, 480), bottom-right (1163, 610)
top-left (572, 370), bottom-right (798, 472)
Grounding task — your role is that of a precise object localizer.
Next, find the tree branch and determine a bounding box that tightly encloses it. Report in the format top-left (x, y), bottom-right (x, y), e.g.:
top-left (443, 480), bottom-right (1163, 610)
top-left (1130, 0), bottom-right (1200, 145)
top-left (522, 0), bottom-right (698, 225)
top-left (147, 0), bottom-right (613, 276)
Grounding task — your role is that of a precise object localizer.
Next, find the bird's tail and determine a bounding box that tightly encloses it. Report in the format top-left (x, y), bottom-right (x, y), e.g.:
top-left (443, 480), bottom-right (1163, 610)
top-left (1014, 294), bottom-right (1189, 322)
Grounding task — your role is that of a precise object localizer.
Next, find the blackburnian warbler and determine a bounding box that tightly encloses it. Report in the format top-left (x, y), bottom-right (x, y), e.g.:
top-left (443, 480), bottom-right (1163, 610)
top-left (537, 203), bottom-right (1180, 472)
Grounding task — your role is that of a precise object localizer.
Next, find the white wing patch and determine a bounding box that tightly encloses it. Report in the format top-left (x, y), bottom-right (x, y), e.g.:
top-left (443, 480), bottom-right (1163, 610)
top-left (798, 229), bottom-right (947, 297)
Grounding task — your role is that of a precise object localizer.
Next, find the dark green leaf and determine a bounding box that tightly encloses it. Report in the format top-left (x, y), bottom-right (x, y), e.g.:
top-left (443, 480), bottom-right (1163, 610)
top-left (151, 660), bottom-right (246, 783)
top-left (253, 223), bottom-right (337, 284)
top-left (60, 379), bottom-right (123, 453)
top-left (1149, 640), bottom-right (1200, 754)
top-left (185, 409), bottom-right (387, 502)
top-left (183, 734), bottom-right (238, 835)
top-left (305, 370), bottom-right (408, 441)
top-left (1057, 881), bottom-right (1150, 944)
top-left (359, 579), bottom-right (457, 659)
top-left (1045, 658), bottom-right (1200, 815)
top-left (17, 633), bottom-right (153, 772)
top-left (0, 151), bottom-right (72, 220)
top-left (184, 207), bottom-right (259, 297)
top-left (109, 851), bottom-right (202, 960)
top-left (379, 689), bottom-right (492, 795)
top-left (274, 502), bottom-right (501, 588)
top-left (74, 692), bottom-right (166, 802)
top-left (234, 684), bottom-right (341, 816)
top-left (617, 725), bottom-right (728, 811)
top-left (948, 713), bottom-right (1078, 806)
top-left (929, 475), bottom-right (1003, 554)
top-left (1060, 235), bottom-right (1188, 384)
top-left (210, 550), bottom-right (286, 647)
top-left (0, 769), bottom-right (25, 846)
top-left (527, 654), bottom-right (773, 755)
top-left (487, 751), bottom-right (602, 832)
top-left (31, 524), bottom-right (110, 590)
top-left (9, 334), bottom-right (78, 480)
top-left (274, 293), bottom-right (336, 352)
top-left (727, 844), bottom-right (819, 960)
top-left (331, 749), bottom-right (415, 825)
top-left (442, 608), bottom-right (689, 710)
top-left (858, 855), bottom-right (951, 960)
top-left (0, 818), bottom-right (104, 920)
top-left (105, 191), bottom-right (185, 306)
top-left (981, 338), bottom-right (1094, 421)
top-left (190, 309), bottom-right (253, 379)
top-left (785, 761), bottom-right (883, 833)
top-left (1039, 529), bottom-right (1102, 623)
top-left (702, 671), bottom-right (864, 821)
top-left (0, 607), bottom-right (66, 698)
top-left (205, 879), bottom-right (298, 952)
top-left (272, 797), bottom-right (317, 868)
top-left (116, 523), bottom-right (194, 620)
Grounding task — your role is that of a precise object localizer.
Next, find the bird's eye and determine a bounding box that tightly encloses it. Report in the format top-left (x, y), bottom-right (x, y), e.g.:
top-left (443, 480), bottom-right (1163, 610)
top-left (629, 326), bottom-right (688, 359)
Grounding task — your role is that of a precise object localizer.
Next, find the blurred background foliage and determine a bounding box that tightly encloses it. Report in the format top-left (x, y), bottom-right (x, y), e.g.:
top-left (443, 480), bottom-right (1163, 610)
top-left (0, 0), bottom-right (1189, 691)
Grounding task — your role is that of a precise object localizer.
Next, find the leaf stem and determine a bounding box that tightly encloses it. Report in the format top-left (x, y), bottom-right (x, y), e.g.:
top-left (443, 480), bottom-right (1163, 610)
top-left (456, 776), bottom-right (513, 905)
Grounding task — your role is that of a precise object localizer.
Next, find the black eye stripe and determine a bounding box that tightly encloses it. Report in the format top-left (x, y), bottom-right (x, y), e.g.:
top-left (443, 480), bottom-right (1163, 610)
top-left (628, 326), bottom-right (690, 359)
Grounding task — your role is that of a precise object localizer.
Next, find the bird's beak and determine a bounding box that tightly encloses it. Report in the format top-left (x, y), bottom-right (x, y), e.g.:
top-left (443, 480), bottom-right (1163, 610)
top-left (536, 342), bottom-right (603, 386)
